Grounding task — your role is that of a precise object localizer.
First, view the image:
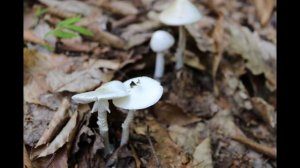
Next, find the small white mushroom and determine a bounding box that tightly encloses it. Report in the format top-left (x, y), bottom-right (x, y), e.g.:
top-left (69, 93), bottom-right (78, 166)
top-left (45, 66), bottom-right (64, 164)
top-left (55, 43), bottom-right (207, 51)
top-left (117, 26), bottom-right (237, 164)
top-left (150, 30), bottom-right (175, 80)
top-left (159, 0), bottom-right (202, 69)
top-left (112, 76), bottom-right (163, 145)
top-left (72, 80), bottom-right (129, 155)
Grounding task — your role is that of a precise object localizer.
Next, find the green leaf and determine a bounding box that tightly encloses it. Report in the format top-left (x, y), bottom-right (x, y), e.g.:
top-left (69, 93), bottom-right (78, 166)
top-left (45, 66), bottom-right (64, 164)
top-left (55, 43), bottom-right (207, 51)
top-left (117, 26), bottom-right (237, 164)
top-left (46, 29), bottom-right (78, 39)
top-left (42, 44), bottom-right (55, 52)
top-left (62, 25), bottom-right (93, 36)
top-left (58, 16), bottom-right (82, 27)
top-left (35, 7), bottom-right (48, 17)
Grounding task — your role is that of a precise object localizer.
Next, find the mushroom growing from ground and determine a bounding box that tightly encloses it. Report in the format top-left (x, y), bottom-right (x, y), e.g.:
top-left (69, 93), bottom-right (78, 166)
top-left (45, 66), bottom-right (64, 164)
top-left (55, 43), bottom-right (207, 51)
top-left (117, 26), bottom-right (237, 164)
top-left (150, 30), bottom-right (175, 80)
top-left (159, 0), bottom-right (202, 69)
top-left (72, 80), bottom-right (129, 155)
top-left (112, 76), bottom-right (163, 146)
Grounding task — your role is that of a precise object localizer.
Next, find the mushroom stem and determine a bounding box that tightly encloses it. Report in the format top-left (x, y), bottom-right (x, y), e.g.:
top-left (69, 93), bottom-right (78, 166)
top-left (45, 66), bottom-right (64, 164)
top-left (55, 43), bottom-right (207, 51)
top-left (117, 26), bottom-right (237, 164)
top-left (175, 26), bottom-right (186, 69)
top-left (120, 110), bottom-right (135, 146)
top-left (154, 52), bottom-right (165, 80)
top-left (93, 101), bottom-right (112, 155)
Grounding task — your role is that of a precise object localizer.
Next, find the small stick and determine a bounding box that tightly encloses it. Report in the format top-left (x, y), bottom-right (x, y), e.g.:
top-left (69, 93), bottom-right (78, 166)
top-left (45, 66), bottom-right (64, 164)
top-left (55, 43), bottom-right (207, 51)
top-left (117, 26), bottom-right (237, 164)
top-left (231, 134), bottom-right (276, 159)
top-left (112, 15), bottom-right (137, 28)
top-left (146, 126), bottom-right (161, 168)
top-left (129, 144), bottom-right (141, 168)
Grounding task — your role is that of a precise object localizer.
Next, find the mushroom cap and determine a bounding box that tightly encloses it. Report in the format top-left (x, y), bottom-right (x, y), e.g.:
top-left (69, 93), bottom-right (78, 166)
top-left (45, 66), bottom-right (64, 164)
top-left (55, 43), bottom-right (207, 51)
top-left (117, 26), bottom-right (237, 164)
top-left (150, 30), bottom-right (175, 53)
top-left (159, 0), bottom-right (202, 26)
top-left (112, 76), bottom-right (163, 110)
top-left (72, 80), bottom-right (129, 104)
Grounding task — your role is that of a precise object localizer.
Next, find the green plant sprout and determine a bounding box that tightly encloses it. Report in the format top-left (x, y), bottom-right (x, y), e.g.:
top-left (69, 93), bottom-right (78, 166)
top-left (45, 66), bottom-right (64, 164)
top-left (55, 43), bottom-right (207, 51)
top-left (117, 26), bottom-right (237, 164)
top-left (35, 7), bottom-right (48, 18)
top-left (45, 16), bottom-right (93, 39)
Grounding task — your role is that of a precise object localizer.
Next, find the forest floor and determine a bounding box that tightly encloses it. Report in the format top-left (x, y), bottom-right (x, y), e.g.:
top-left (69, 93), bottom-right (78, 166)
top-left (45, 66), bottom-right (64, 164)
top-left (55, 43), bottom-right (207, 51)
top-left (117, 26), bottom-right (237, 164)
top-left (24, 0), bottom-right (276, 167)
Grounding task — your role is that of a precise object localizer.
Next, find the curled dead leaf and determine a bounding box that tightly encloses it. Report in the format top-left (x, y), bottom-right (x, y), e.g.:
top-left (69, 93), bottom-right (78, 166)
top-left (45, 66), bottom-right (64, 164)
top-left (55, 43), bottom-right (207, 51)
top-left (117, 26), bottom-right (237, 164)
top-left (38, 111), bottom-right (78, 158)
top-left (35, 98), bottom-right (70, 147)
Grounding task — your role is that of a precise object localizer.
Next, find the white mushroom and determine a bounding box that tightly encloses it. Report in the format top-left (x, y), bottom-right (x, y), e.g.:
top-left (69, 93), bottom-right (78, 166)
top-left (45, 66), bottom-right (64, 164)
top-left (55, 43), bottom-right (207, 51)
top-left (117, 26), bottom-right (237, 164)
top-left (112, 76), bottom-right (163, 145)
top-left (72, 80), bottom-right (129, 155)
top-left (150, 30), bottom-right (175, 80)
top-left (159, 0), bottom-right (202, 69)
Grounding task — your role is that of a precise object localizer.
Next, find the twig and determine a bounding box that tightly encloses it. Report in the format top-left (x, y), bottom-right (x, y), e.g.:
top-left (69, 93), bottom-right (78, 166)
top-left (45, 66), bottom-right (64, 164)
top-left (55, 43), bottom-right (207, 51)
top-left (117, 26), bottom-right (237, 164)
top-left (112, 15), bottom-right (138, 29)
top-left (146, 126), bottom-right (161, 168)
top-left (129, 144), bottom-right (141, 168)
top-left (231, 134), bottom-right (276, 159)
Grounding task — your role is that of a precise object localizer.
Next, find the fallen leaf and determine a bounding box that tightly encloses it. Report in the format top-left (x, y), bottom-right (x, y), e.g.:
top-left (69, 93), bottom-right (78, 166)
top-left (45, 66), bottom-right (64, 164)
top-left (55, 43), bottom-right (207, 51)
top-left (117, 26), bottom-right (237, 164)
top-left (46, 68), bottom-right (105, 93)
top-left (32, 145), bottom-right (68, 168)
top-left (252, 0), bottom-right (275, 26)
top-left (38, 111), bottom-right (78, 157)
top-left (146, 119), bottom-right (192, 167)
top-left (100, 0), bottom-right (138, 16)
top-left (121, 20), bottom-right (161, 43)
top-left (170, 50), bottom-right (206, 71)
top-left (89, 25), bottom-right (126, 49)
top-left (154, 101), bottom-right (201, 126)
top-left (125, 32), bottom-right (152, 49)
top-left (24, 104), bottom-right (55, 146)
top-left (24, 145), bottom-right (33, 168)
top-left (39, 93), bottom-right (62, 110)
top-left (185, 16), bottom-right (216, 53)
top-left (36, 98), bottom-right (70, 147)
top-left (39, 0), bottom-right (99, 16)
top-left (168, 123), bottom-right (205, 154)
top-left (225, 23), bottom-right (276, 91)
top-left (192, 137), bottom-right (213, 168)
top-left (251, 97), bottom-right (276, 127)
top-left (76, 131), bottom-right (105, 168)
top-left (209, 109), bottom-right (245, 137)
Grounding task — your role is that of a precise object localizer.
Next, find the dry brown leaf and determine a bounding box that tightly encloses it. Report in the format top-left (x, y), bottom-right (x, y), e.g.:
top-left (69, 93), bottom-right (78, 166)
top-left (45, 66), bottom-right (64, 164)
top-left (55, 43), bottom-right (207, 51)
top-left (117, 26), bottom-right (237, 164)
top-left (225, 23), bottom-right (276, 91)
top-left (76, 131), bottom-right (105, 168)
top-left (209, 109), bottom-right (245, 137)
top-left (100, 0), bottom-right (138, 16)
top-left (39, 93), bottom-right (63, 110)
top-left (192, 137), bottom-right (213, 168)
top-left (89, 26), bottom-right (126, 49)
top-left (60, 39), bottom-right (98, 53)
top-left (24, 30), bottom-right (46, 46)
top-left (40, 0), bottom-right (99, 16)
top-left (146, 120), bottom-right (192, 167)
top-left (36, 98), bottom-right (70, 147)
top-left (168, 123), bottom-right (205, 154)
top-left (24, 145), bottom-right (33, 168)
top-left (251, 97), bottom-right (276, 127)
top-left (24, 77), bottom-right (48, 104)
top-left (24, 104), bottom-right (55, 146)
top-left (125, 32), bottom-right (152, 49)
top-left (154, 102), bottom-right (201, 126)
top-left (32, 145), bottom-right (68, 168)
top-left (38, 111), bottom-right (78, 157)
top-left (170, 50), bottom-right (206, 71)
top-left (121, 20), bottom-right (161, 42)
top-left (46, 68), bottom-right (104, 93)
top-left (252, 0), bottom-right (275, 26)
top-left (185, 16), bottom-right (216, 53)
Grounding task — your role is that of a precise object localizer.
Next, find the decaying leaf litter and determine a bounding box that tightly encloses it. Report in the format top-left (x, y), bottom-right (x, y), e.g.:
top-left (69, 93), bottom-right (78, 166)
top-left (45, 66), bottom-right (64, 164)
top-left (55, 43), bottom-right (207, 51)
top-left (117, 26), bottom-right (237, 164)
top-left (24, 0), bottom-right (276, 167)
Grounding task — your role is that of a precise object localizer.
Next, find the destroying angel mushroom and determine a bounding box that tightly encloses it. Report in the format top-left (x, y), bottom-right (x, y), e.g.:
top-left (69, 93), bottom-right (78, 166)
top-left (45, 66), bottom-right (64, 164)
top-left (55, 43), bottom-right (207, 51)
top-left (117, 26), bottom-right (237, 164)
top-left (72, 81), bottom-right (129, 155)
top-left (159, 0), bottom-right (202, 69)
top-left (150, 30), bottom-right (175, 80)
top-left (112, 76), bottom-right (163, 146)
